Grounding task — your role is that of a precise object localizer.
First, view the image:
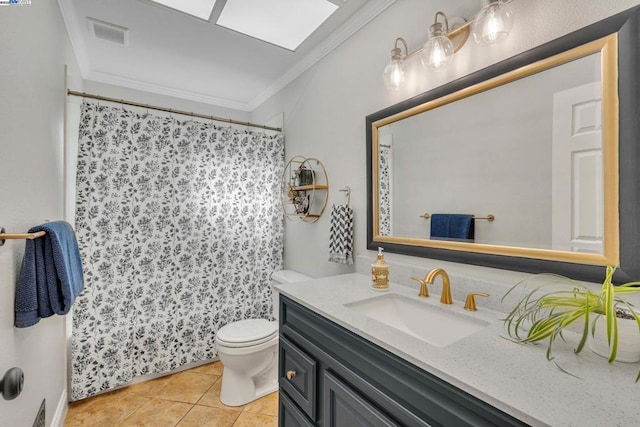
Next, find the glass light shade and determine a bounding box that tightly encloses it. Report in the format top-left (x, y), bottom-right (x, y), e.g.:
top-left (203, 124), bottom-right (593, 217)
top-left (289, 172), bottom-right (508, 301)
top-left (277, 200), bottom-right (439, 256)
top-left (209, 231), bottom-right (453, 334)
top-left (383, 59), bottom-right (406, 89)
top-left (421, 35), bottom-right (454, 71)
top-left (472, 0), bottom-right (514, 45)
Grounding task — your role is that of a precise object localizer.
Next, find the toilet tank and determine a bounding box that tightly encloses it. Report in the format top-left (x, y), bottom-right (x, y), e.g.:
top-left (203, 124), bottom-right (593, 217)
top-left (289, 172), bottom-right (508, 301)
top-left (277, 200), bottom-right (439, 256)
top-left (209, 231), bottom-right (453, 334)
top-left (271, 269), bottom-right (312, 320)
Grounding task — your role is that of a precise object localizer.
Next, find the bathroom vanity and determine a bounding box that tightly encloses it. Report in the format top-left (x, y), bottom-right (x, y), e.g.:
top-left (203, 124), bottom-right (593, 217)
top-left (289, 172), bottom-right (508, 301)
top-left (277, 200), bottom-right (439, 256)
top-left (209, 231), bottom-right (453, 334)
top-left (276, 274), bottom-right (640, 426)
top-left (278, 294), bottom-right (523, 426)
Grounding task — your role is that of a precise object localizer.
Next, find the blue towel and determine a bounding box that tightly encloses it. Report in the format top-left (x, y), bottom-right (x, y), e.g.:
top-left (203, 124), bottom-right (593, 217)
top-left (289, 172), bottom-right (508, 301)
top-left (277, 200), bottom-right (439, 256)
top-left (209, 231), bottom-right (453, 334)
top-left (14, 221), bottom-right (84, 328)
top-left (430, 214), bottom-right (474, 240)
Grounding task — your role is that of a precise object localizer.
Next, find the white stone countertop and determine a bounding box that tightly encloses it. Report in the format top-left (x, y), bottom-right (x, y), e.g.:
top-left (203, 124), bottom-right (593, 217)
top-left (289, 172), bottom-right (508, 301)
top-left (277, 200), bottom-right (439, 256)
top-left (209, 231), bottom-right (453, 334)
top-left (276, 273), bottom-right (640, 427)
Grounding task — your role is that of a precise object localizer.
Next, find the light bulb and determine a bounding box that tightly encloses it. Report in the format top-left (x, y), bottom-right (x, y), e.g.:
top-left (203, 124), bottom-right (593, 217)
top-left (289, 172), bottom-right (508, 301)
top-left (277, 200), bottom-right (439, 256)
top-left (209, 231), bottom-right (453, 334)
top-left (383, 58), bottom-right (406, 89)
top-left (421, 35), bottom-right (454, 71)
top-left (383, 41), bottom-right (407, 90)
top-left (473, 0), bottom-right (514, 45)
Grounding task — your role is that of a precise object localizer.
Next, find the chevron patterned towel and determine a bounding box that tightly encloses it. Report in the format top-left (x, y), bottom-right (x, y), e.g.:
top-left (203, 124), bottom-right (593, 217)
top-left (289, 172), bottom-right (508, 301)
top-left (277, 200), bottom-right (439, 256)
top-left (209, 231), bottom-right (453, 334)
top-left (329, 204), bottom-right (354, 265)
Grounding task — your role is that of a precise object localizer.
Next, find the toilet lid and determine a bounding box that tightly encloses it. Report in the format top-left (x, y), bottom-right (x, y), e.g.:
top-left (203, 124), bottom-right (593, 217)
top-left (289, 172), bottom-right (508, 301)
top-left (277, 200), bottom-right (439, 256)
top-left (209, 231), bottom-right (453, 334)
top-left (216, 319), bottom-right (278, 348)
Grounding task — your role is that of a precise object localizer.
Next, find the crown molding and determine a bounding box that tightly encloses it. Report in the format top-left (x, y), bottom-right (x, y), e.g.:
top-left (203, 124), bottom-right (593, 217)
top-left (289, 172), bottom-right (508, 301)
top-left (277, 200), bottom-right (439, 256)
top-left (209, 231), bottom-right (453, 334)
top-left (85, 70), bottom-right (252, 111)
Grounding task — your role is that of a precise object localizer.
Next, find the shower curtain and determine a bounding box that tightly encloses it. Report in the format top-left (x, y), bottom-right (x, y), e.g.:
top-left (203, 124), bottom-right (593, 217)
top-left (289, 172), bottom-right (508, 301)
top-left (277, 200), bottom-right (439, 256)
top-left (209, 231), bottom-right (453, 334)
top-left (378, 135), bottom-right (393, 236)
top-left (71, 101), bottom-right (284, 400)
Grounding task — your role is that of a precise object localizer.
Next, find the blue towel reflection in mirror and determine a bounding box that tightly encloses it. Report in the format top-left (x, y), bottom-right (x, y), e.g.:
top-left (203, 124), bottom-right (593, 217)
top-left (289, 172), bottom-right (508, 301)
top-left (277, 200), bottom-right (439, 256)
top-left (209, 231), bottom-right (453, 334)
top-left (430, 214), bottom-right (474, 241)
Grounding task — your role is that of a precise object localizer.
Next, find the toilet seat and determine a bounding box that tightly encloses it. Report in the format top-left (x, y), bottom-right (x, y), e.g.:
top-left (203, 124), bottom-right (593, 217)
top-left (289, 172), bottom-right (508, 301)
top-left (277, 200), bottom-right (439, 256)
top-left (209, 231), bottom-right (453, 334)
top-left (216, 319), bottom-right (278, 348)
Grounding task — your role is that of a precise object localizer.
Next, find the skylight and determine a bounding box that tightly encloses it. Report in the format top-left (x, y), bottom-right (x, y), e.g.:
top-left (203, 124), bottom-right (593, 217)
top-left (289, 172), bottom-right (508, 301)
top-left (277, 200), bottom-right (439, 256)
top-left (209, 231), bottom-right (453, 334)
top-left (150, 0), bottom-right (217, 21)
top-left (217, 0), bottom-right (339, 51)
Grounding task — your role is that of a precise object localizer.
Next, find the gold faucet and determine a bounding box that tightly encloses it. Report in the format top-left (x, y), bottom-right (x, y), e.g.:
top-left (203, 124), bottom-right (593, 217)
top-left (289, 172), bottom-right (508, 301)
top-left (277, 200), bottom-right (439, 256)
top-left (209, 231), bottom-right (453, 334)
top-left (425, 268), bottom-right (453, 304)
top-left (464, 292), bottom-right (489, 311)
top-left (410, 276), bottom-right (429, 298)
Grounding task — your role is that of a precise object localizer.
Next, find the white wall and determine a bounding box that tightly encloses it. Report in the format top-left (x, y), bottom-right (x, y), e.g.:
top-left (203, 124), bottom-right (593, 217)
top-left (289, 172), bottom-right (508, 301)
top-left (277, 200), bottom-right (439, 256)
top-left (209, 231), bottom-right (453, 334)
top-left (0, 1), bottom-right (81, 426)
top-left (250, 0), bottom-right (640, 281)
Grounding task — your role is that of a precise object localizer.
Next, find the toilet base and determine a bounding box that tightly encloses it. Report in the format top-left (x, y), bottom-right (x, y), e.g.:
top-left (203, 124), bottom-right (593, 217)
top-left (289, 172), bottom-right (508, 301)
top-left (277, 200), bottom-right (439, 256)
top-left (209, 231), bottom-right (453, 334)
top-left (219, 358), bottom-right (278, 406)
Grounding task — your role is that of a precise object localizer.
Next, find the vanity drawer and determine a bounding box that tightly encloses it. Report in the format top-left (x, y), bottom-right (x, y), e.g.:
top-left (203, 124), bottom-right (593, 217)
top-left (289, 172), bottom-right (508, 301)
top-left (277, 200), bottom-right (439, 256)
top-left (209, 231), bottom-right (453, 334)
top-left (279, 335), bottom-right (317, 420)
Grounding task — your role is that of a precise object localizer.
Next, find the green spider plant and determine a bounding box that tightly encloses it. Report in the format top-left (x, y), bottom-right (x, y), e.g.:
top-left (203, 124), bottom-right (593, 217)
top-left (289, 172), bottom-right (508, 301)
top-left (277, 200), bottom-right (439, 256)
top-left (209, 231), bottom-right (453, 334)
top-left (502, 266), bottom-right (640, 381)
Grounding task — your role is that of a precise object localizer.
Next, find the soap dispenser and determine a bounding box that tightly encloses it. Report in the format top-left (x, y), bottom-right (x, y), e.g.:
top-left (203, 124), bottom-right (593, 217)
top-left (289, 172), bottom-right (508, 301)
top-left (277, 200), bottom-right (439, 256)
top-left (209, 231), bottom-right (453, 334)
top-left (371, 247), bottom-right (389, 291)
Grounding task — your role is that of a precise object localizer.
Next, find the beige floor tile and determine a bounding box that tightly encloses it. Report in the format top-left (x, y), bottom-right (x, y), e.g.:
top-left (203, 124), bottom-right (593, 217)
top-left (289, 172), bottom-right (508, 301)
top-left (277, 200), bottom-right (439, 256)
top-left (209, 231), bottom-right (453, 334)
top-left (155, 371), bottom-right (219, 404)
top-left (123, 374), bottom-right (175, 398)
top-left (118, 398), bottom-right (192, 427)
top-left (243, 392), bottom-right (278, 416)
top-left (177, 405), bottom-right (241, 427)
top-left (65, 388), bottom-right (148, 427)
top-left (190, 361), bottom-right (224, 376)
top-left (231, 412), bottom-right (278, 427)
top-left (197, 378), bottom-right (245, 412)
top-left (65, 365), bottom-right (278, 426)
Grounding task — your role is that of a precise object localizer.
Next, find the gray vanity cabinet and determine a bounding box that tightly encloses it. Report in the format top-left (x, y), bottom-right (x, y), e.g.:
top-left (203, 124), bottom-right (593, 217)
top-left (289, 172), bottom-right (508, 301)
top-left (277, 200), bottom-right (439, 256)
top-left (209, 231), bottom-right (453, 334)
top-left (278, 295), bottom-right (527, 427)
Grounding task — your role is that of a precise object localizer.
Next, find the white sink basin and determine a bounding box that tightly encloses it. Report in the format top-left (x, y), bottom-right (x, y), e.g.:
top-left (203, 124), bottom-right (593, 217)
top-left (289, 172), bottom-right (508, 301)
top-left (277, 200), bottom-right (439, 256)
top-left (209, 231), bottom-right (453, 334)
top-left (345, 293), bottom-right (489, 347)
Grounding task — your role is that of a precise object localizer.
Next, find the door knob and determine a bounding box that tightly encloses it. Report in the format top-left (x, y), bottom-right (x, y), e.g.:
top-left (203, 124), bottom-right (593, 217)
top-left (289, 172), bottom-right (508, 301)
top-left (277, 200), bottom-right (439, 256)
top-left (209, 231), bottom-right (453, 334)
top-left (1, 367), bottom-right (24, 400)
top-left (286, 370), bottom-right (296, 380)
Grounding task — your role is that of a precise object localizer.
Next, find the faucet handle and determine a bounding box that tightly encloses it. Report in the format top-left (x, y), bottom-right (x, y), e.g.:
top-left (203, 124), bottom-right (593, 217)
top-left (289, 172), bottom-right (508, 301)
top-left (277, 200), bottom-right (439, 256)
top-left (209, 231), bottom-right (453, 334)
top-left (464, 292), bottom-right (489, 311)
top-left (411, 276), bottom-right (429, 298)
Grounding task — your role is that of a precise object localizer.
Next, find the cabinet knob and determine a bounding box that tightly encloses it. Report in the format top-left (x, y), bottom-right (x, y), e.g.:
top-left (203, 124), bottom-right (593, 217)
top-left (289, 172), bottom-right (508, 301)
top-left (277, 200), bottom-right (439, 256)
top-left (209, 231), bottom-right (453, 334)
top-left (286, 370), bottom-right (296, 380)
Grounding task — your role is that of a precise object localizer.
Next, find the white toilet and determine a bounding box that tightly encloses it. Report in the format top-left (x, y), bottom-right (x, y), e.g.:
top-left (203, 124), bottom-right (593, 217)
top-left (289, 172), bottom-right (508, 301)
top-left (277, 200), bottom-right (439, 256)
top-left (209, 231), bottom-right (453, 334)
top-left (216, 269), bottom-right (311, 406)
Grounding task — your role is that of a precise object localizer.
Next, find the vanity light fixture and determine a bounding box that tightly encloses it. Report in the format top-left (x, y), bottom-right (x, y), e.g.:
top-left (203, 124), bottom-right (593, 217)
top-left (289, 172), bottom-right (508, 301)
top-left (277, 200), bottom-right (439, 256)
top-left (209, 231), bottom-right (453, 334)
top-left (383, 10), bottom-right (468, 89)
top-left (383, 0), bottom-right (514, 88)
top-left (383, 37), bottom-right (409, 89)
top-left (421, 12), bottom-right (455, 72)
top-left (472, 0), bottom-right (514, 45)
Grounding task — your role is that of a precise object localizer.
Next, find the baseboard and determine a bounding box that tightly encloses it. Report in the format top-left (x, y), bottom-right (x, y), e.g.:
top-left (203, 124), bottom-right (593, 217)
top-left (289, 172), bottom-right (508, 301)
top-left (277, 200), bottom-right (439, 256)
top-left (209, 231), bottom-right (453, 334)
top-left (51, 389), bottom-right (68, 427)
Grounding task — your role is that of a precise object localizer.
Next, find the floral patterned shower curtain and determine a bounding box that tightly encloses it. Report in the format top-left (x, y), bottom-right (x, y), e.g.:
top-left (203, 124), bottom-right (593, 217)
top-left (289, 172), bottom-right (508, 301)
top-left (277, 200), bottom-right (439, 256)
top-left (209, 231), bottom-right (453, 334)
top-left (378, 137), bottom-right (393, 236)
top-left (71, 102), bottom-right (284, 400)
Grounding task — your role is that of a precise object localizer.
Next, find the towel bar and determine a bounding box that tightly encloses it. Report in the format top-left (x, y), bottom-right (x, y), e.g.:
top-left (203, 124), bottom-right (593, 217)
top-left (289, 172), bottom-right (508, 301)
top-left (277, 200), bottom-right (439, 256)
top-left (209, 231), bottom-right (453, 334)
top-left (0, 227), bottom-right (47, 246)
top-left (419, 214), bottom-right (495, 222)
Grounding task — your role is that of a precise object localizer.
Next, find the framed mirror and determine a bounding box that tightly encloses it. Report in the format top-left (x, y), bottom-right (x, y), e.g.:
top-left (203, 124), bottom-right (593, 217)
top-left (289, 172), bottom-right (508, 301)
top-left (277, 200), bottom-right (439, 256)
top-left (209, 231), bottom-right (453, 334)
top-left (366, 6), bottom-right (640, 283)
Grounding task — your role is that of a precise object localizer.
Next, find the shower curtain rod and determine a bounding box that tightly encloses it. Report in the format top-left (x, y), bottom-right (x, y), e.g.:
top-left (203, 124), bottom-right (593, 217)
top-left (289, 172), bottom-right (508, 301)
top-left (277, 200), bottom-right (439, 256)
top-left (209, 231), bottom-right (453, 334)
top-left (66, 90), bottom-right (282, 132)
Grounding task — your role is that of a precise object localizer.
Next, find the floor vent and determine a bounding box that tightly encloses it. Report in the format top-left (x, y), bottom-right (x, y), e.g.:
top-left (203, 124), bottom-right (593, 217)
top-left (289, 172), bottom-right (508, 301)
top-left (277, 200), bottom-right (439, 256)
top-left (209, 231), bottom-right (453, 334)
top-left (32, 399), bottom-right (45, 427)
top-left (88, 17), bottom-right (129, 46)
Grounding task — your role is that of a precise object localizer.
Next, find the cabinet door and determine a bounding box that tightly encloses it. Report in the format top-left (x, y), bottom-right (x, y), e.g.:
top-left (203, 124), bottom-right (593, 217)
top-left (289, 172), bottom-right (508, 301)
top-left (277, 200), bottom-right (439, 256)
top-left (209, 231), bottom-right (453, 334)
top-left (280, 391), bottom-right (315, 427)
top-left (323, 371), bottom-right (403, 427)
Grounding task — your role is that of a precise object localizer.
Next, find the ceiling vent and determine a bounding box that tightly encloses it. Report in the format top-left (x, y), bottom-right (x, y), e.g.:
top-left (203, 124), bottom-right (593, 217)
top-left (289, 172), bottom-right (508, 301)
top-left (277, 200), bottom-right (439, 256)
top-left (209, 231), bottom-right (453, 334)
top-left (87, 17), bottom-right (129, 46)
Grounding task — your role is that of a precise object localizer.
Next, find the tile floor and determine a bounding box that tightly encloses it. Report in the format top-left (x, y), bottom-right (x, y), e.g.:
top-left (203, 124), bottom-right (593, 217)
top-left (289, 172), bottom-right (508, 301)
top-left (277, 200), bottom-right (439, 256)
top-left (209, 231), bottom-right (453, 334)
top-left (65, 361), bottom-right (278, 427)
